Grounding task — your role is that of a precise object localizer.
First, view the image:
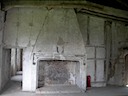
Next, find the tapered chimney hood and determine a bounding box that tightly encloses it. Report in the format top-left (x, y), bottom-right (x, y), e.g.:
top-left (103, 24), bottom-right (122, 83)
top-left (34, 9), bottom-right (86, 56)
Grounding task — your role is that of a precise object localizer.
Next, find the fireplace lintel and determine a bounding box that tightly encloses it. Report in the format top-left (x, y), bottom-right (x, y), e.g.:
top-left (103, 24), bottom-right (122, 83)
top-left (33, 53), bottom-right (86, 64)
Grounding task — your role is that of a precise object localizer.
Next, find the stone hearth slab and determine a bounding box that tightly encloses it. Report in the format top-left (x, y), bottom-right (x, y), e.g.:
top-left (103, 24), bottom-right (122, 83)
top-left (36, 85), bottom-right (84, 94)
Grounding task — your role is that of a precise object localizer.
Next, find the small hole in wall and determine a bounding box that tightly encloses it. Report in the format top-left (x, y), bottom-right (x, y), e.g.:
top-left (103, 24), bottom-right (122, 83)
top-left (123, 47), bottom-right (128, 50)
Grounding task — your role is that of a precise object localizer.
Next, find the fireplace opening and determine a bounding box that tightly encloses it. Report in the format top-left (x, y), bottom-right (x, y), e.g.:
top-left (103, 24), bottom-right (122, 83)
top-left (38, 60), bottom-right (81, 88)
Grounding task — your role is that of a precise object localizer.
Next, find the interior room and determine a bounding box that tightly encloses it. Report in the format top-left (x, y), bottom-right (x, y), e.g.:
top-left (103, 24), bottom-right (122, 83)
top-left (0, 0), bottom-right (128, 96)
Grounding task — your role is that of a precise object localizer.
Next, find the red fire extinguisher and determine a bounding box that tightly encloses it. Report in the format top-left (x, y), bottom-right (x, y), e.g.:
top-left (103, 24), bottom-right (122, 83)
top-left (87, 75), bottom-right (91, 89)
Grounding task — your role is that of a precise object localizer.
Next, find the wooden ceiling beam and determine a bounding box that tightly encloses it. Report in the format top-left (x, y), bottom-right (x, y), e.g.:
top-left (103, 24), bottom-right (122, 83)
top-left (2, 1), bottom-right (128, 22)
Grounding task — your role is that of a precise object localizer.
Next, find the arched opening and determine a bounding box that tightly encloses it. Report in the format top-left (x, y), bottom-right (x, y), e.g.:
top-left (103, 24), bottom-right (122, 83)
top-left (125, 54), bottom-right (128, 86)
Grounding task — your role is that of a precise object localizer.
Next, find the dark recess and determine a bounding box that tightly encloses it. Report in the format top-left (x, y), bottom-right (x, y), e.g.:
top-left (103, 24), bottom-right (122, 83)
top-left (86, 0), bottom-right (128, 11)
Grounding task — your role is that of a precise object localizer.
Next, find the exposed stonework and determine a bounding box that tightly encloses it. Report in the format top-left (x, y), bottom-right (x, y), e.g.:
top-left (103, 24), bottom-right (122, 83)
top-left (38, 60), bottom-right (79, 87)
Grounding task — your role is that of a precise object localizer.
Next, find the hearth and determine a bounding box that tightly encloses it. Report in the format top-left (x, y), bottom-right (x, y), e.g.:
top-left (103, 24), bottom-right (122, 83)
top-left (38, 60), bottom-right (80, 87)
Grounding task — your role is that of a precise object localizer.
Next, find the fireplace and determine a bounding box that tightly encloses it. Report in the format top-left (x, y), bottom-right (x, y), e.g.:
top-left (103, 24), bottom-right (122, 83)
top-left (22, 9), bottom-right (87, 92)
top-left (32, 53), bottom-right (87, 90)
top-left (38, 60), bottom-right (80, 87)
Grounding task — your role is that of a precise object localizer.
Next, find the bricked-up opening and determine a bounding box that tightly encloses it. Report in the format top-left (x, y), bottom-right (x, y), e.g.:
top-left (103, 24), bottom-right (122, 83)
top-left (38, 60), bottom-right (80, 88)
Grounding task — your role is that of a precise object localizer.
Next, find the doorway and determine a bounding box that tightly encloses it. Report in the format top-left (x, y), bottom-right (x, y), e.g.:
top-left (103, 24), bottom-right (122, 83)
top-left (11, 48), bottom-right (23, 83)
top-left (125, 54), bottom-right (128, 86)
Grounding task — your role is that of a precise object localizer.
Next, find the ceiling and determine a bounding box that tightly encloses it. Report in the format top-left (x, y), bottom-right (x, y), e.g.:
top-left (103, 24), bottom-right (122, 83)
top-left (0, 0), bottom-right (128, 11)
top-left (86, 0), bottom-right (128, 11)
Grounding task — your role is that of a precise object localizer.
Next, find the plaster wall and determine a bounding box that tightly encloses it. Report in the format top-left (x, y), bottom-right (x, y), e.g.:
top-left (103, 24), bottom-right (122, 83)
top-left (1, 49), bottom-right (11, 89)
top-left (11, 49), bottom-right (17, 76)
top-left (0, 11), bottom-right (11, 92)
top-left (4, 8), bottom-right (85, 55)
top-left (77, 12), bottom-right (128, 86)
top-left (0, 47), bottom-right (3, 92)
top-left (0, 10), bottom-right (4, 92)
top-left (16, 49), bottom-right (22, 71)
top-left (0, 15), bottom-right (11, 92)
top-left (107, 22), bottom-right (128, 86)
top-left (77, 13), bottom-right (106, 87)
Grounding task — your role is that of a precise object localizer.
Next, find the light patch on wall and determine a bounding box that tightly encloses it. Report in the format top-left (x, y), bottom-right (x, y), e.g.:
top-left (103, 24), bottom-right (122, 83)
top-left (126, 85), bottom-right (128, 87)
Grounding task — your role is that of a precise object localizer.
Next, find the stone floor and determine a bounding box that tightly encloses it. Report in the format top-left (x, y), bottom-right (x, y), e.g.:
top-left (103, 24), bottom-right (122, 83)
top-left (1, 81), bottom-right (128, 96)
top-left (36, 85), bottom-right (84, 94)
top-left (11, 71), bottom-right (22, 82)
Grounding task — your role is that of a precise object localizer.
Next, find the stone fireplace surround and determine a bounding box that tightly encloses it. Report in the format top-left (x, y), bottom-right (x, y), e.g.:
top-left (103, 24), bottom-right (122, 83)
top-left (32, 53), bottom-right (87, 91)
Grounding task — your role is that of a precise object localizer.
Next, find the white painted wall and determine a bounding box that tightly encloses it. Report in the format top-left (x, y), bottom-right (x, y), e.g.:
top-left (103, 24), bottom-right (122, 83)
top-left (107, 21), bottom-right (128, 85)
top-left (77, 12), bottom-right (128, 86)
top-left (0, 11), bottom-right (10, 92)
top-left (11, 49), bottom-right (17, 76)
top-left (4, 8), bottom-right (85, 55)
top-left (1, 49), bottom-right (11, 88)
top-left (77, 13), bottom-right (106, 87)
